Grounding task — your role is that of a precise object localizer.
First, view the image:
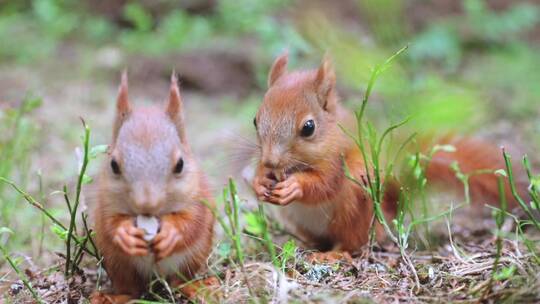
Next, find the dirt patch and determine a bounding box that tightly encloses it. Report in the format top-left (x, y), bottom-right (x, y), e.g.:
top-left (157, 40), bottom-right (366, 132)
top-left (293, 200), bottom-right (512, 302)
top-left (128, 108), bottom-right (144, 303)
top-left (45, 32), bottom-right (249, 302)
top-left (128, 47), bottom-right (258, 97)
top-left (4, 209), bottom-right (540, 303)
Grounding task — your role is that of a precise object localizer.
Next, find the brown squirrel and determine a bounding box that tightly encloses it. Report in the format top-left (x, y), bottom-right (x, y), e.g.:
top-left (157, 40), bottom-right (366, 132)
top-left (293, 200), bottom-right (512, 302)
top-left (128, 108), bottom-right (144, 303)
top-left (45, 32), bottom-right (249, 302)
top-left (249, 53), bottom-right (527, 254)
top-left (91, 72), bottom-right (215, 303)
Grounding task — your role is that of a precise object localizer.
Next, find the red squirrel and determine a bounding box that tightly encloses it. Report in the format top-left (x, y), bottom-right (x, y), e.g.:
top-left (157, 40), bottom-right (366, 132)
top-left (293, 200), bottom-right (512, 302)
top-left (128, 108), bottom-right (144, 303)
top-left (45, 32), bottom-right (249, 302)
top-left (91, 72), bottom-right (215, 303)
top-left (249, 53), bottom-right (527, 254)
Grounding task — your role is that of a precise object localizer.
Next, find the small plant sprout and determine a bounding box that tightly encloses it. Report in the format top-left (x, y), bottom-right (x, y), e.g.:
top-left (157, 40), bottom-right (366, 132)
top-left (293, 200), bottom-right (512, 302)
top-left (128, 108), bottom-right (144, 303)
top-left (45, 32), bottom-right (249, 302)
top-left (502, 149), bottom-right (540, 231)
top-left (244, 203), bottom-right (278, 267)
top-left (406, 143), bottom-right (456, 248)
top-left (201, 178), bottom-right (256, 297)
top-left (0, 95), bottom-right (42, 227)
top-left (450, 161), bottom-right (494, 206)
top-left (1, 119), bottom-right (103, 280)
top-left (279, 239), bottom-right (297, 272)
top-left (0, 227), bottom-right (43, 303)
top-left (339, 45), bottom-right (431, 289)
top-left (340, 45), bottom-right (410, 246)
top-left (484, 169), bottom-right (509, 298)
top-left (522, 155), bottom-right (540, 213)
top-left (63, 118), bottom-right (102, 277)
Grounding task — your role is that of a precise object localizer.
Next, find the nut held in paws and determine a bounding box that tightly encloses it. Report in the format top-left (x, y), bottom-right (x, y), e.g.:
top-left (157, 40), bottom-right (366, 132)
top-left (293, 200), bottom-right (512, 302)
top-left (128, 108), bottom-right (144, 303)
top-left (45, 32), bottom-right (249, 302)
top-left (135, 215), bottom-right (160, 242)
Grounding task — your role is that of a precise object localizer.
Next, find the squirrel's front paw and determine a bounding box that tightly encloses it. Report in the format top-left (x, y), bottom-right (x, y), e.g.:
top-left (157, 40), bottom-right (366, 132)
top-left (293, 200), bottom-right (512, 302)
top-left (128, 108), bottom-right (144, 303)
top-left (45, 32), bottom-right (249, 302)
top-left (268, 175), bottom-right (303, 206)
top-left (152, 221), bottom-right (182, 261)
top-left (112, 219), bottom-right (149, 256)
top-left (253, 173), bottom-right (276, 201)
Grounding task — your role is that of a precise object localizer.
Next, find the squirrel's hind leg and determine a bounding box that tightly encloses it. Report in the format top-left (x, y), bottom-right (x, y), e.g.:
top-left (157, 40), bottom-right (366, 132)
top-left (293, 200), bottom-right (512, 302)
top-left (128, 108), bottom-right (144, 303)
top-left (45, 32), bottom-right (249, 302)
top-left (89, 292), bottom-right (132, 304)
top-left (170, 276), bottom-right (221, 301)
top-left (306, 250), bottom-right (353, 264)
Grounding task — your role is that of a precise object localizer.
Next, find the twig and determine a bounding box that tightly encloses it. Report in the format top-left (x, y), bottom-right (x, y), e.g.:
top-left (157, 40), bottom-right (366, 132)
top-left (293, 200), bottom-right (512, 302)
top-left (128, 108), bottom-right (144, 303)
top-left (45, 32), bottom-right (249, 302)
top-left (0, 177), bottom-right (96, 259)
top-left (65, 118), bottom-right (91, 277)
top-left (0, 243), bottom-right (43, 303)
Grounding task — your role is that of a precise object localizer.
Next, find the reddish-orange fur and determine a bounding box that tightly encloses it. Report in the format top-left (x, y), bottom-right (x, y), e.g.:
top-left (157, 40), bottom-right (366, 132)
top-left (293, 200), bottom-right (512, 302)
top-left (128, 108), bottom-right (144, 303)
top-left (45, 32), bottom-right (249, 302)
top-left (251, 54), bottom-right (387, 253)
top-left (251, 54), bottom-right (526, 254)
top-left (92, 72), bottom-right (214, 303)
top-left (427, 135), bottom-right (528, 207)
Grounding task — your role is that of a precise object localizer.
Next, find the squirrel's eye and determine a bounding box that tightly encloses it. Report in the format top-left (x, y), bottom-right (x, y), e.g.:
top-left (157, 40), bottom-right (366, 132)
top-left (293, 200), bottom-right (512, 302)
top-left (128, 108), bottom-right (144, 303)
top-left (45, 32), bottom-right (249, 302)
top-left (173, 158), bottom-right (184, 174)
top-left (253, 117), bottom-right (257, 129)
top-left (300, 119), bottom-right (315, 137)
top-left (110, 159), bottom-right (121, 175)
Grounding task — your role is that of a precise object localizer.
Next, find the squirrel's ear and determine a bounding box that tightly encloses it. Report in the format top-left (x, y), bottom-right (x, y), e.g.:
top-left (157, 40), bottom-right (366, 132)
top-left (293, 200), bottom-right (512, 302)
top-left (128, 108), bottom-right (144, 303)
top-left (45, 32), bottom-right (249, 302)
top-left (116, 70), bottom-right (131, 116)
top-left (267, 52), bottom-right (288, 88)
top-left (314, 55), bottom-right (336, 112)
top-left (166, 71), bottom-right (187, 143)
top-left (166, 71), bottom-right (182, 118)
top-left (112, 70), bottom-right (132, 143)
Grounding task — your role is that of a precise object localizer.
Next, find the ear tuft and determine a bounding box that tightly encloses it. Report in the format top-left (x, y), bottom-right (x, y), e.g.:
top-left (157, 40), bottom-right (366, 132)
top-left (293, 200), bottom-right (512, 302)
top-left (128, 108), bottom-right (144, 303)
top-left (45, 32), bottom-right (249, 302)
top-left (166, 70), bottom-right (187, 143)
top-left (117, 69), bottom-right (131, 116)
top-left (112, 69), bottom-right (132, 144)
top-left (314, 54), bottom-right (336, 110)
top-left (267, 52), bottom-right (288, 88)
top-left (167, 70), bottom-right (182, 119)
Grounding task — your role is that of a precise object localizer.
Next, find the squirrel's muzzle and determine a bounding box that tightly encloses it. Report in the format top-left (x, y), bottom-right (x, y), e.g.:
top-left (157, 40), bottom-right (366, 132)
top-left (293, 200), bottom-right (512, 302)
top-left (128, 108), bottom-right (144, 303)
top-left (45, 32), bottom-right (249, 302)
top-left (131, 182), bottom-right (166, 215)
top-left (261, 143), bottom-right (284, 169)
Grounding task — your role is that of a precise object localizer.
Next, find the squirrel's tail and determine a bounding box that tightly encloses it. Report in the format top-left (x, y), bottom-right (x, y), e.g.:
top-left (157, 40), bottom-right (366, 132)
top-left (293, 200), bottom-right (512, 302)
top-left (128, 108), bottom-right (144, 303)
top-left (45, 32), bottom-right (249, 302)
top-left (424, 135), bottom-right (529, 207)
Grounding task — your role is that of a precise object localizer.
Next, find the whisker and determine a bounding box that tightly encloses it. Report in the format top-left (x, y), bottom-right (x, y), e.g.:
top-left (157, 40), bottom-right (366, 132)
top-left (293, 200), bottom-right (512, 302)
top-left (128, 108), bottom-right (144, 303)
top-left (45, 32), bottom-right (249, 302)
top-left (290, 157), bottom-right (312, 168)
top-left (201, 131), bottom-right (263, 185)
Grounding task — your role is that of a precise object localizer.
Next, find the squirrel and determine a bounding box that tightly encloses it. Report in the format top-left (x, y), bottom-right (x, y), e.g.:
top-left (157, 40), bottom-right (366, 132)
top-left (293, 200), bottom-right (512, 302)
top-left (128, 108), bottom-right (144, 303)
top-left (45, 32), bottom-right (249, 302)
top-left (90, 72), bottom-right (215, 303)
top-left (248, 53), bottom-right (528, 255)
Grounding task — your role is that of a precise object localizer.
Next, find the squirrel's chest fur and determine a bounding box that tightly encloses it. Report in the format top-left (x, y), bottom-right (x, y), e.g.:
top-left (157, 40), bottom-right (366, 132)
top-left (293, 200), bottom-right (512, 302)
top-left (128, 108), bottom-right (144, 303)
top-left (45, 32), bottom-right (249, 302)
top-left (131, 235), bottom-right (206, 278)
top-left (277, 200), bottom-right (336, 240)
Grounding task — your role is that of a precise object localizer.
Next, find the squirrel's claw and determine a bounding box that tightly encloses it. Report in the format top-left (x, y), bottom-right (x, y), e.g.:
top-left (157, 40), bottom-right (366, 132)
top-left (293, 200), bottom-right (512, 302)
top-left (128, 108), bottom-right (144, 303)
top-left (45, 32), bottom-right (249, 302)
top-left (152, 222), bottom-right (182, 261)
top-left (269, 176), bottom-right (303, 205)
top-left (253, 175), bottom-right (275, 200)
top-left (113, 221), bottom-right (149, 256)
top-left (269, 188), bottom-right (302, 205)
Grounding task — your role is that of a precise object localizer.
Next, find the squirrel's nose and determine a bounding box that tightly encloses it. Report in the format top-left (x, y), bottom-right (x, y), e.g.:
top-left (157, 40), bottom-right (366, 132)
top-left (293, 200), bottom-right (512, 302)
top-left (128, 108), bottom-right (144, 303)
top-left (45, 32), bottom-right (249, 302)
top-left (132, 184), bottom-right (165, 215)
top-left (263, 154), bottom-right (281, 169)
top-left (133, 198), bottom-right (163, 215)
top-left (133, 203), bottom-right (157, 215)
top-left (263, 159), bottom-right (279, 169)
top-left (262, 145), bottom-right (282, 169)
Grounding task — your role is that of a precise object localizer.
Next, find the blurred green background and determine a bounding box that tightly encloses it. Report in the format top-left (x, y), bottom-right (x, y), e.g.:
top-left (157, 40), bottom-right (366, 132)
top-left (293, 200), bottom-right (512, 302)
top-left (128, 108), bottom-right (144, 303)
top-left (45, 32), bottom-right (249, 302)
top-left (0, 0), bottom-right (539, 264)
